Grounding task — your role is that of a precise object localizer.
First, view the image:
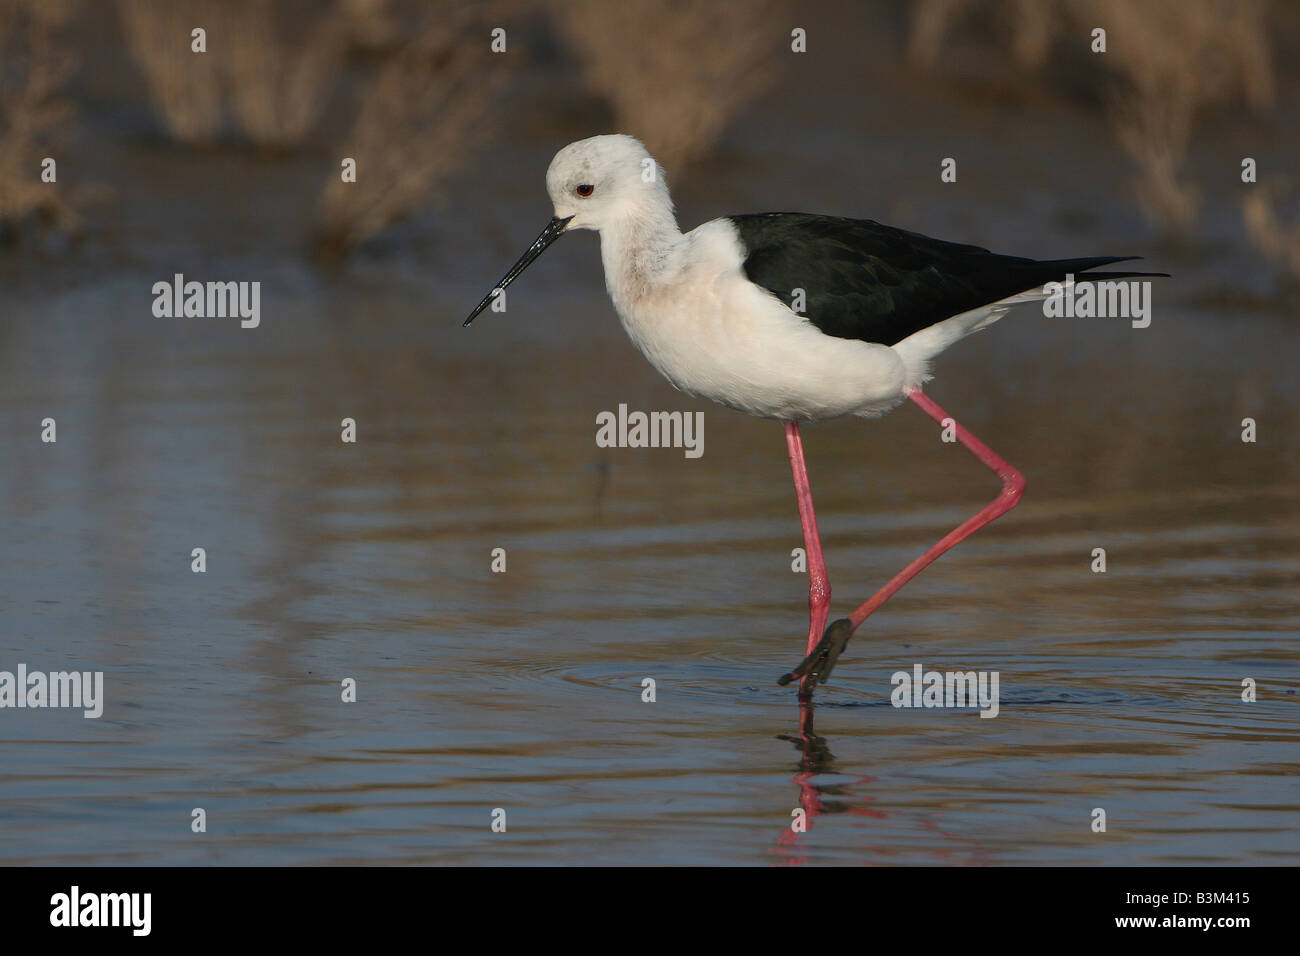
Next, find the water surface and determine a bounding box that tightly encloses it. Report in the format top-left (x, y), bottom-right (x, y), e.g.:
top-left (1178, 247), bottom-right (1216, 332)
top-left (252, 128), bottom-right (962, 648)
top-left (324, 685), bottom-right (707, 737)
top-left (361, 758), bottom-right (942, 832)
top-left (2, 264), bottom-right (1296, 865)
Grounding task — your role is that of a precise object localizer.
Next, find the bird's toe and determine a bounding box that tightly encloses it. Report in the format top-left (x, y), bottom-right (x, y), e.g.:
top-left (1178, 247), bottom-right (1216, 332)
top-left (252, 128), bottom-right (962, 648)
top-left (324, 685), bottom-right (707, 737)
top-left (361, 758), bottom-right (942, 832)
top-left (777, 618), bottom-right (855, 688)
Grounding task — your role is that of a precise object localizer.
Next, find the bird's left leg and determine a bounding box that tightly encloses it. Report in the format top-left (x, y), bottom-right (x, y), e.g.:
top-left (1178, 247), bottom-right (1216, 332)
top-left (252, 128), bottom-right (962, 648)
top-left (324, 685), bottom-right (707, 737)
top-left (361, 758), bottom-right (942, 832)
top-left (782, 421), bottom-right (832, 697)
top-left (780, 388), bottom-right (1026, 691)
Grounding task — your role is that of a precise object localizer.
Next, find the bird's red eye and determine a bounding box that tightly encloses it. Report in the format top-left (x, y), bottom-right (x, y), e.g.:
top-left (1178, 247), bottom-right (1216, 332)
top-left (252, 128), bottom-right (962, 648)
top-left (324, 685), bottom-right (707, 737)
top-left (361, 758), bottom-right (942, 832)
top-left (576, 184), bottom-right (594, 197)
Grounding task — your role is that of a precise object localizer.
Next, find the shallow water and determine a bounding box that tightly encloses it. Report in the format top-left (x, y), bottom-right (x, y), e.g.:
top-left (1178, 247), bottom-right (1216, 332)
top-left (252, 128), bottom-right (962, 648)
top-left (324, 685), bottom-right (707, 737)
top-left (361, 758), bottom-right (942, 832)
top-left (1, 263), bottom-right (1296, 865)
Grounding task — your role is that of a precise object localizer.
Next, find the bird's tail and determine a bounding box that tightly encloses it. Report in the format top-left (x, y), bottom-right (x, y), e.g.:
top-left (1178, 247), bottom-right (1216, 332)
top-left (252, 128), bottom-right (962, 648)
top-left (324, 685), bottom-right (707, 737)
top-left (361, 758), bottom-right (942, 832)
top-left (892, 257), bottom-right (1169, 390)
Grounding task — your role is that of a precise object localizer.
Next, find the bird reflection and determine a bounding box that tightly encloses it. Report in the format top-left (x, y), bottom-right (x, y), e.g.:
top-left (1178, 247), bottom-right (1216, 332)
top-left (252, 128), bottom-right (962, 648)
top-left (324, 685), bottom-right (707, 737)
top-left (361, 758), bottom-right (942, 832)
top-left (770, 697), bottom-right (982, 865)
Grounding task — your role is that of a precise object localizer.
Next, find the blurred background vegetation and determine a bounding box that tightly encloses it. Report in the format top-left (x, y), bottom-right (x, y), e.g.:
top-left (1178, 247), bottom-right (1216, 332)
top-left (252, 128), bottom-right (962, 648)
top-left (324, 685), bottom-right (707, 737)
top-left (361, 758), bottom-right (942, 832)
top-left (0, 0), bottom-right (1297, 290)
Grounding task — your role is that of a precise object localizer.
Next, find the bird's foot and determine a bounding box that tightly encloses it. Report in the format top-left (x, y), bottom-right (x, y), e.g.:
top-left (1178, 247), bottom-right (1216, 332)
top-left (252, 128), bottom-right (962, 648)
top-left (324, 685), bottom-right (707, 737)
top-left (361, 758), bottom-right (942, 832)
top-left (777, 618), bottom-right (855, 690)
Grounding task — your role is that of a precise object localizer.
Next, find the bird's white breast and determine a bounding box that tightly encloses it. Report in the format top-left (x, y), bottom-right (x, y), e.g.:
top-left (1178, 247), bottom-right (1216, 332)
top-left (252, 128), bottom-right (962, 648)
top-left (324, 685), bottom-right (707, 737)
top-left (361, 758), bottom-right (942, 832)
top-left (600, 218), bottom-right (908, 422)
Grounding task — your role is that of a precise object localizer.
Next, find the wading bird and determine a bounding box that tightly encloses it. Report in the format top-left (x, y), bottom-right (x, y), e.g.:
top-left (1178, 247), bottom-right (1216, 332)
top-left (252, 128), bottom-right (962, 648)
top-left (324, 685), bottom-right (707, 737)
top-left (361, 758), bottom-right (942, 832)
top-left (464, 134), bottom-right (1164, 697)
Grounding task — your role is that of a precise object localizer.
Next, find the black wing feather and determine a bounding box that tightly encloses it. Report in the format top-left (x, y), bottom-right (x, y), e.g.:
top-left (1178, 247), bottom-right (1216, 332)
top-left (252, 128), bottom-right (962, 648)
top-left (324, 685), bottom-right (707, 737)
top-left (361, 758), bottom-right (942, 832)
top-left (731, 213), bottom-right (1167, 346)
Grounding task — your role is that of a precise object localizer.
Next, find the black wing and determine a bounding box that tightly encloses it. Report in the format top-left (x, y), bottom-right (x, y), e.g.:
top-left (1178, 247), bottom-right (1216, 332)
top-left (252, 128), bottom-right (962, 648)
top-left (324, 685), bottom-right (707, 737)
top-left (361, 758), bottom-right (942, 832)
top-left (731, 213), bottom-right (1166, 346)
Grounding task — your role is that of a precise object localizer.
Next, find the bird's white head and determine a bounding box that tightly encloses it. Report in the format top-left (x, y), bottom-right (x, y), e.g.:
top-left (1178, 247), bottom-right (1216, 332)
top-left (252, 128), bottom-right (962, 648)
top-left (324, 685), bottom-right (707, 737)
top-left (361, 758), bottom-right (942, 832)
top-left (545, 134), bottom-right (670, 232)
top-left (463, 134), bottom-right (675, 326)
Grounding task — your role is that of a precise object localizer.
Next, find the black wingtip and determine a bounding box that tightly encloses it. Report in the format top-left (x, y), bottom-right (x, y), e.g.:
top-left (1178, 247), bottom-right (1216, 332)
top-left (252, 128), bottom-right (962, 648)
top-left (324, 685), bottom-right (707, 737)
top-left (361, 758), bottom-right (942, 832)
top-left (1078, 271), bottom-right (1173, 280)
top-left (1066, 256), bottom-right (1171, 280)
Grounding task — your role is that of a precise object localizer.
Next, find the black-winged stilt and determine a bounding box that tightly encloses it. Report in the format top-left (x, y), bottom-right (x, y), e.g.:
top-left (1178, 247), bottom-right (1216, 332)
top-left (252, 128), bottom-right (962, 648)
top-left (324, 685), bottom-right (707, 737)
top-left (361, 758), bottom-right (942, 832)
top-left (464, 134), bottom-right (1166, 697)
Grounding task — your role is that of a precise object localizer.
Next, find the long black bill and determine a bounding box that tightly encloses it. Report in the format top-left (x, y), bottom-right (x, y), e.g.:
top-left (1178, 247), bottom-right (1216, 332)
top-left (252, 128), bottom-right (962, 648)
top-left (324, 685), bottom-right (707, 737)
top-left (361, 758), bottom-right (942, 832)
top-left (463, 216), bottom-right (574, 326)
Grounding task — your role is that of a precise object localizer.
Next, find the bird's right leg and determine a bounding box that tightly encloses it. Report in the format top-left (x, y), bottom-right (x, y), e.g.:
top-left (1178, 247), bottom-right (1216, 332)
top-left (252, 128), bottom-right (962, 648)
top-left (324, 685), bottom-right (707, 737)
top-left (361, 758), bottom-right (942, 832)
top-left (780, 388), bottom-right (1026, 691)
top-left (781, 421), bottom-right (832, 698)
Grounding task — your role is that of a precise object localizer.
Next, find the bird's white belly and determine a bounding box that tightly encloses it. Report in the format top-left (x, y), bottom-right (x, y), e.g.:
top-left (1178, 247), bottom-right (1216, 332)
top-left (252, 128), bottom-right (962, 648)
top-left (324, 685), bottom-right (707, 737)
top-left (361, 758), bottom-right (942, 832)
top-left (612, 271), bottom-right (907, 422)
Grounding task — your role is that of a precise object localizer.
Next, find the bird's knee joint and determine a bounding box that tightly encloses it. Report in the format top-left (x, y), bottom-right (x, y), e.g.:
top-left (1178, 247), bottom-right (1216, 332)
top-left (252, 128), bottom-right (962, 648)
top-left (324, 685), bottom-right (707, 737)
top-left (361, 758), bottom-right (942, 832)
top-left (1001, 469), bottom-right (1026, 501)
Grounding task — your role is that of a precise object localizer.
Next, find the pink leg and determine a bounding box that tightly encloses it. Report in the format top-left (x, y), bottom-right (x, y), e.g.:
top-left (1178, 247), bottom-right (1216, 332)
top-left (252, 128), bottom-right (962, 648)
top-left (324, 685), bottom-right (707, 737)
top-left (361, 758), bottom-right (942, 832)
top-left (784, 422), bottom-right (831, 679)
top-left (780, 389), bottom-right (1025, 689)
top-left (846, 389), bottom-right (1026, 628)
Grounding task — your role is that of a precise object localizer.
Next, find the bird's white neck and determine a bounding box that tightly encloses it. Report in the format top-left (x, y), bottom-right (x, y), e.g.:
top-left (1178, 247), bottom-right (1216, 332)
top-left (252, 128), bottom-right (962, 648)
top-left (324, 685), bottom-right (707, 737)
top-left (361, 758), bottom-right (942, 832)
top-left (597, 199), bottom-right (685, 310)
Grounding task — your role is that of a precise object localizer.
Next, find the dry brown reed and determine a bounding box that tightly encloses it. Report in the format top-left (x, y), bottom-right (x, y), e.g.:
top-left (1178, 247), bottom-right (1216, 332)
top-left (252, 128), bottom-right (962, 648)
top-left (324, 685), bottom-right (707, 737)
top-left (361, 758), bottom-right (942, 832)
top-left (311, 5), bottom-right (510, 258)
top-left (116, 0), bottom-right (224, 145)
top-left (1008, 0), bottom-right (1054, 67)
top-left (336, 0), bottom-right (404, 53)
top-left (1244, 184), bottom-right (1300, 285)
top-left (906, 0), bottom-right (975, 69)
top-left (1086, 0), bottom-right (1274, 237)
top-left (0, 0), bottom-right (87, 237)
top-left (224, 0), bottom-right (351, 151)
top-left (117, 0), bottom-right (350, 150)
top-left (903, 0), bottom-right (1277, 239)
top-left (547, 0), bottom-right (790, 170)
